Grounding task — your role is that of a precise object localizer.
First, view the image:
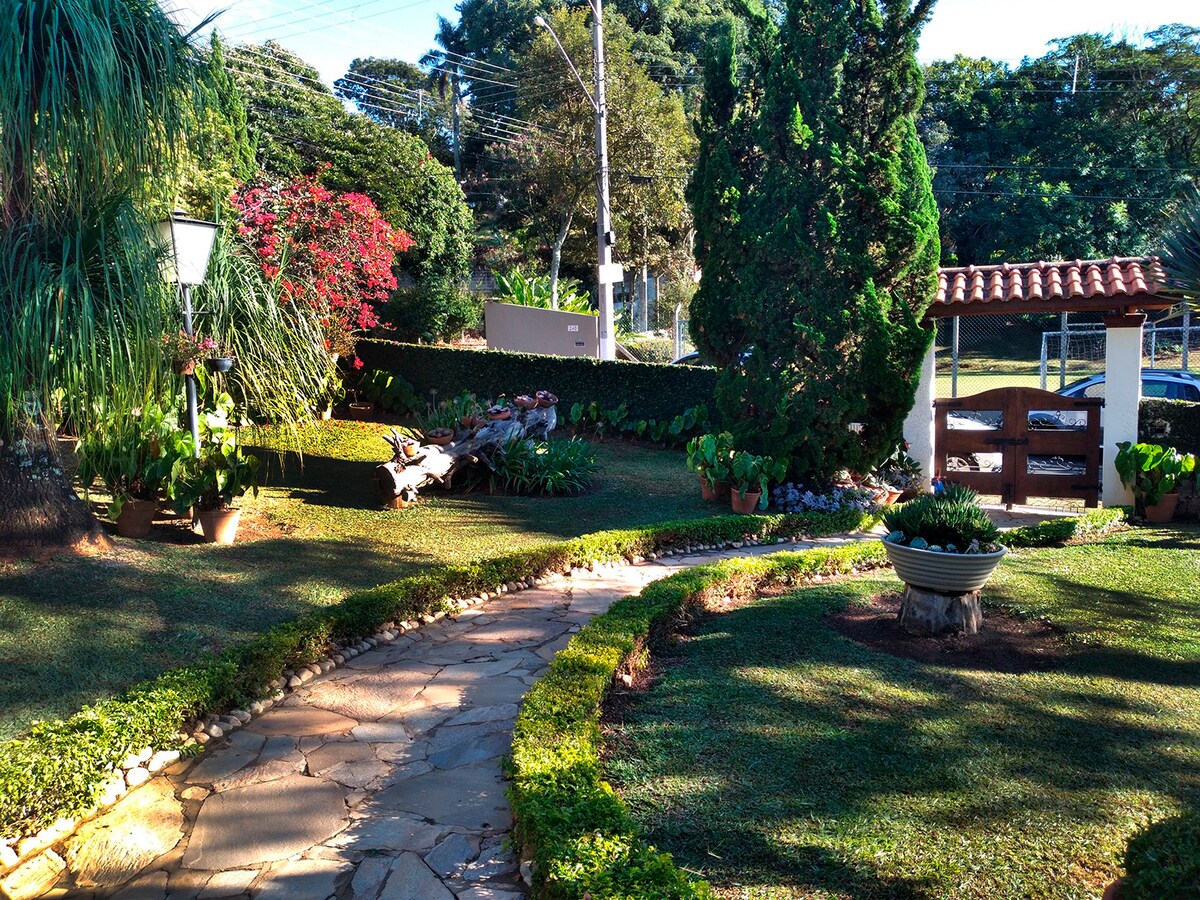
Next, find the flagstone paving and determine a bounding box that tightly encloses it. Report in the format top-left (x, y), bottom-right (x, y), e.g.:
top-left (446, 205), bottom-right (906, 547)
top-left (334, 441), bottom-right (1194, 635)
top-left (52, 535), bottom-right (864, 900)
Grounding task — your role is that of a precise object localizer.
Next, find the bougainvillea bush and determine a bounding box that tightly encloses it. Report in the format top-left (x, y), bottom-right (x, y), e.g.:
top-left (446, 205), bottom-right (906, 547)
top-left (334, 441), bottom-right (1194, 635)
top-left (232, 170), bottom-right (413, 363)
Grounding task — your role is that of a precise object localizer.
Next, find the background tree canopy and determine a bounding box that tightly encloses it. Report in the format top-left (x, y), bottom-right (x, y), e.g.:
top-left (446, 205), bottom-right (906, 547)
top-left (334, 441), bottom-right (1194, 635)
top-left (920, 26), bottom-right (1200, 265)
top-left (225, 41), bottom-right (475, 338)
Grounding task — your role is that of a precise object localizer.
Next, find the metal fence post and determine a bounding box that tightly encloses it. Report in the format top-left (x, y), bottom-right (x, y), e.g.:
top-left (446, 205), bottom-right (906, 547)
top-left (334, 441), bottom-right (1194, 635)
top-left (951, 316), bottom-right (960, 398)
top-left (1058, 312), bottom-right (1068, 388)
top-left (1184, 310), bottom-right (1191, 371)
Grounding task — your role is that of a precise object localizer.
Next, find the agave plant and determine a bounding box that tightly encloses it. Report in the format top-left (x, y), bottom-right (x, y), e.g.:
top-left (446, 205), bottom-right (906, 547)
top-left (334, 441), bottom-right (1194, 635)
top-left (1160, 190), bottom-right (1200, 305)
top-left (494, 269), bottom-right (595, 315)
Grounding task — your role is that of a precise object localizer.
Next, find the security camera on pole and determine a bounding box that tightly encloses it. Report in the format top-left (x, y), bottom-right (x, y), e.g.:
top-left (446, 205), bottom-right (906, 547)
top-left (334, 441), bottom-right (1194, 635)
top-left (535, 1), bottom-right (621, 361)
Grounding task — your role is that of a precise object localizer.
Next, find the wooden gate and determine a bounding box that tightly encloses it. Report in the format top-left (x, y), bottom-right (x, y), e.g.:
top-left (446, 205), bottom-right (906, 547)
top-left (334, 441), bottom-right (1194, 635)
top-left (934, 387), bottom-right (1103, 508)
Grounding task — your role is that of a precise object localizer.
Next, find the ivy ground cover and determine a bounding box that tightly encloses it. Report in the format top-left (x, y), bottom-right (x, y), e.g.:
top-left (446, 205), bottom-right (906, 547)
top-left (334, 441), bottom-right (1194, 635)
top-left (606, 525), bottom-right (1200, 898)
top-left (0, 422), bottom-right (718, 740)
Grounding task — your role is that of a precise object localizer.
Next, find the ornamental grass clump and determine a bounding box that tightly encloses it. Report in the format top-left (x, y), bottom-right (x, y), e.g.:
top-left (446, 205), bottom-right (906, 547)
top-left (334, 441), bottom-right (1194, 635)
top-left (883, 484), bottom-right (1000, 553)
top-left (493, 436), bottom-right (598, 496)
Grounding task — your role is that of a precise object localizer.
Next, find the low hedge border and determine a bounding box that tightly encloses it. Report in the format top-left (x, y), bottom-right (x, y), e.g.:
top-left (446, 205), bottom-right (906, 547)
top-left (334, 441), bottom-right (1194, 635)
top-left (505, 505), bottom-right (1136, 899)
top-left (0, 506), bottom-right (872, 854)
top-left (1001, 506), bottom-right (1129, 548)
top-left (355, 339), bottom-right (718, 422)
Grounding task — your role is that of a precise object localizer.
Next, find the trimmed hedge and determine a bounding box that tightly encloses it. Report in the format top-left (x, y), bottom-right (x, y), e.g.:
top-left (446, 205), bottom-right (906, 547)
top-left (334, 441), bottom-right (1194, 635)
top-left (506, 506), bottom-right (1137, 898)
top-left (356, 339), bottom-right (718, 422)
top-left (1002, 506), bottom-right (1129, 548)
top-left (1140, 399), bottom-right (1200, 458)
top-left (1123, 808), bottom-right (1200, 898)
top-left (508, 543), bottom-right (891, 899)
top-left (0, 507), bottom-right (869, 843)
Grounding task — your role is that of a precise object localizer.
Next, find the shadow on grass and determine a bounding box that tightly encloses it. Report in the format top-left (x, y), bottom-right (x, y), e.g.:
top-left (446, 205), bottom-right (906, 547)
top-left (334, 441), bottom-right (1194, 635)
top-left (0, 535), bottom-right (439, 741)
top-left (610, 577), bottom-right (1200, 897)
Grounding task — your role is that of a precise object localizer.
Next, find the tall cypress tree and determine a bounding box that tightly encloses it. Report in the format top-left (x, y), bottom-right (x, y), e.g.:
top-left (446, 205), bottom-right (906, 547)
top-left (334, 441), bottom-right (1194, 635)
top-left (690, 0), bottom-right (939, 483)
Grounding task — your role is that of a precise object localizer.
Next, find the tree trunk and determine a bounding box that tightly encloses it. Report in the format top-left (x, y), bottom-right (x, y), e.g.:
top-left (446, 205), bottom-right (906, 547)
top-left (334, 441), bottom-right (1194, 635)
top-left (548, 211), bottom-right (573, 310)
top-left (898, 586), bottom-right (982, 636)
top-left (0, 421), bottom-right (108, 557)
top-left (374, 405), bottom-right (557, 503)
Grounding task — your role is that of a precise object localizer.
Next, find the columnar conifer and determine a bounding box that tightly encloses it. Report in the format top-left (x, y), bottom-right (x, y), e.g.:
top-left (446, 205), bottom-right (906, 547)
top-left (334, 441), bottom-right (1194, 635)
top-left (690, 0), bottom-right (939, 482)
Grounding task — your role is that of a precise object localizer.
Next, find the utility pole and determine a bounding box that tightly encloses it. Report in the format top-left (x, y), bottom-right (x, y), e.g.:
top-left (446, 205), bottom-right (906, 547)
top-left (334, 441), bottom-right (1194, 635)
top-left (536, 2), bottom-right (618, 360)
top-left (591, 0), bottom-right (616, 359)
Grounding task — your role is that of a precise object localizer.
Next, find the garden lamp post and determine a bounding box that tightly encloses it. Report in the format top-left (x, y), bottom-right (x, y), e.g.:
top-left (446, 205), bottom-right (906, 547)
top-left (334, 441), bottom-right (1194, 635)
top-left (155, 210), bottom-right (218, 456)
top-left (535, 3), bottom-right (619, 360)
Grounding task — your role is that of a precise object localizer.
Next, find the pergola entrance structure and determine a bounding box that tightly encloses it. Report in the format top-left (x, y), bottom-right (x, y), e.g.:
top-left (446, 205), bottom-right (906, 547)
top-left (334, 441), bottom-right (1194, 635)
top-left (903, 256), bottom-right (1173, 507)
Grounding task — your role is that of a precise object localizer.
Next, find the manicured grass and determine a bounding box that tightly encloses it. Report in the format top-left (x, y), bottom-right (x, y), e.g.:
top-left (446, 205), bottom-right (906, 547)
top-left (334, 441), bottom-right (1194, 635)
top-left (0, 421), bottom-right (717, 740)
top-left (607, 526), bottom-right (1200, 898)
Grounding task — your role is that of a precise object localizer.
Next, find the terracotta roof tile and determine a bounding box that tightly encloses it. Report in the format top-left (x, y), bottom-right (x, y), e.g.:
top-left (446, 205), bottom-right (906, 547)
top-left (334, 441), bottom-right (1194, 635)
top-left (934, 257), bottom-right (1165, 311)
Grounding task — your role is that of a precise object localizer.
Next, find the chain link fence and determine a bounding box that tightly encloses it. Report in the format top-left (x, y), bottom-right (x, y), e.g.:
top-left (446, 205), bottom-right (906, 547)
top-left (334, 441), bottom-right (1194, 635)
top-left (936, 309), bottom-right (1197, 399)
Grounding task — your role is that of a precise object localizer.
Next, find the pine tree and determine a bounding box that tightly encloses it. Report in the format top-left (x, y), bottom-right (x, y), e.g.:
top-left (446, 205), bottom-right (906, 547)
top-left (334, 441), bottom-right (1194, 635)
top-left (690, 0), bottom-right (940, 483)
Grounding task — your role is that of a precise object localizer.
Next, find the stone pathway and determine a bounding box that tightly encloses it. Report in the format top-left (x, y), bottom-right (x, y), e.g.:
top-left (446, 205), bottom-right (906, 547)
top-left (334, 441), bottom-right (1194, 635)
top-left (46, 536), bottom-right (864, 900)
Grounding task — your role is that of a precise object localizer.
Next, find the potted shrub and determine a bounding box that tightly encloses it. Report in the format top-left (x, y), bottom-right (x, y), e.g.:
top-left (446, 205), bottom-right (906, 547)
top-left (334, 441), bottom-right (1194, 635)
top-left (686, 432), bottom-right (734, 500)
top-left (76, 403), bottom-right (184, 538)
top-left (728, 450), bottom-right (787, 513)
top-left (882, 484), bottom-right (1006, 595)
top-left (1115, 441), bottom-right (1197, 523)
top-left (169, 394), bottom-right (260, 544)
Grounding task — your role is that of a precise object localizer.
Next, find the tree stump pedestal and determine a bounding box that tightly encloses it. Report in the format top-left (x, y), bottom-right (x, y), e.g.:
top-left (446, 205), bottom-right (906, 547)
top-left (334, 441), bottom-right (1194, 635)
top-left (897, 586), bottom-right (982, 636)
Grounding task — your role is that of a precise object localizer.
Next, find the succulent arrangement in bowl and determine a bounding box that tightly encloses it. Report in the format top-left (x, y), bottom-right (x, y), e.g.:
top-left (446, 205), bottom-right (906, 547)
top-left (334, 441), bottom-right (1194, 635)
top-left (883, 483), bottom-right (1001, 554)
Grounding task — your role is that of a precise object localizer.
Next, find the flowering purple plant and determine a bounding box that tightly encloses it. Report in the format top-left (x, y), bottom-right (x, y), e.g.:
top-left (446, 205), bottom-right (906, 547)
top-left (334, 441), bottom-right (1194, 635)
top-left (771, 482), bottom-right (880, 515)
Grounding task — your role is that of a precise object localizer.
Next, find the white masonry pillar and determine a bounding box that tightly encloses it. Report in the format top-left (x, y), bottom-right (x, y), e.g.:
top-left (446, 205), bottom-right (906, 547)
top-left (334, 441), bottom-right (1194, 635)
top-left (1101, 313), bottom-right (1145, 508)
top-left (903, 339), bottom-right (937, 491)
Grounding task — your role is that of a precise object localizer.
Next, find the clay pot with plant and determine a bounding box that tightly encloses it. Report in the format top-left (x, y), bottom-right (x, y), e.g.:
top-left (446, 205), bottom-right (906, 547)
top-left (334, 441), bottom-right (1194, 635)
top-left (728, 450), bottom-right (786, 514)
top-left (686, 432), bottom-right (735, 500)
top-left (1115, 441), bottom-right (1197, 523)
top-left (76, 403), bottom-right (188, 539)
top-left (168, 394), bottom-right (261, 545)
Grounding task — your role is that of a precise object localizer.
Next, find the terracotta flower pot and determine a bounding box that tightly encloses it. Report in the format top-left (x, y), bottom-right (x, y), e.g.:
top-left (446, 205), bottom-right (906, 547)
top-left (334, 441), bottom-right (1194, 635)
top-left (172, 359), bottom-right (196, 376)
top-left (730, 489), bottom-right (762, 514)
top-left (426, 429), bottom-right (453, 446)
top-left (514, 395), bottom-right (538, 410)
top-left (487, 408), bottom-right (511, 421)
top-left (1144, 492), bottom-right (1180, 524)
top-left (699, 474), bottom-right (718, 501)
top-left (884, 489), bottom-right (903, 506)
top-left (402, 443), bottom-right (419, 459)
top-left (197, 507), bottom-right (242, 545)
top-left (347, 402), bottom-right (374, 421)
top-left (386, 495), bottom-right (410, 509)
top-left (116, 498), bottom-right (157, 538)
top-left (536, 391), bottom-right (558, 408)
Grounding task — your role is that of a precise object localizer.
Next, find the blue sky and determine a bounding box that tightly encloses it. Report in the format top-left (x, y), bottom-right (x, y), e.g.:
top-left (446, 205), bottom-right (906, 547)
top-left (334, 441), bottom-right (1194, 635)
top-left (169, 0), bottom-right (1198, 87)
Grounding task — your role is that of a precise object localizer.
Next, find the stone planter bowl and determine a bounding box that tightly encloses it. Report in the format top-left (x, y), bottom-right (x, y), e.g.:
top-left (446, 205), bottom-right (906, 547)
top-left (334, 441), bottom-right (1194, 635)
top-left (883, 539), bottom-right (1007, 594)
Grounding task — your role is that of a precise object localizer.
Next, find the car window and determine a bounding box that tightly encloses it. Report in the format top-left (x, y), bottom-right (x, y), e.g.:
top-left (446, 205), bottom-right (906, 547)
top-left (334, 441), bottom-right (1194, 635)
top-left (1082, 381), bottom-right (1105, 399)
top-left (1183, 384), bottom-right (1200, 402)
top-left (1142, 380), bottom-right (1172, 398)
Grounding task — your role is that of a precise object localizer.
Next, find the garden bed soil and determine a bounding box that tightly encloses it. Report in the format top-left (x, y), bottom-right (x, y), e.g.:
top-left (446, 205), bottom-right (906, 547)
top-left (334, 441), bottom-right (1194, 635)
top-left (827, 591), bottom-right (1068, 674)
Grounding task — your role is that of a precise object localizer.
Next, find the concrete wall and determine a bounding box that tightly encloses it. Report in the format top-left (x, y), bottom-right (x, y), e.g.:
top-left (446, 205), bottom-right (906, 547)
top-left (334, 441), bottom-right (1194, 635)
top-left (484, 302), bottom-right (600, 358)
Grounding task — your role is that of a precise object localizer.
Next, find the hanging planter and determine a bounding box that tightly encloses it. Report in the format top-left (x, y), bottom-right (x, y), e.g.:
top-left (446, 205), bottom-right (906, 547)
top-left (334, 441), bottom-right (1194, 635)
top-left (172, 359), bottom-right (197, 376)
top-left (206, 356), bottom-right (235, 374)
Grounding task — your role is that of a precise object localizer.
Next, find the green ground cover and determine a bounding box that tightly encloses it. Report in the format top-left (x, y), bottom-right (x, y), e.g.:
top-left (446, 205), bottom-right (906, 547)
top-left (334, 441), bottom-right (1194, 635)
top-left (607, 526), bottom-right (1200, 898)
top-left (0, 421), bottom-right (714, 740)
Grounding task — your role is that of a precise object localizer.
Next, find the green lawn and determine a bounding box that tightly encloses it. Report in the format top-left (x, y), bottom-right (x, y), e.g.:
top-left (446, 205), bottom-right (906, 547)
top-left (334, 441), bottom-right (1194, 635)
top-left (607, 526), bottom-right (1200, 899)
top-left (0, 421), bottom-right (714, 740)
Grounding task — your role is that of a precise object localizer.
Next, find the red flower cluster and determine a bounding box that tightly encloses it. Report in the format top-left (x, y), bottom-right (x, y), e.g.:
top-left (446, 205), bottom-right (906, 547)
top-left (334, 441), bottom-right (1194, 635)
top-left (231, 170), bottom-right (414, 357)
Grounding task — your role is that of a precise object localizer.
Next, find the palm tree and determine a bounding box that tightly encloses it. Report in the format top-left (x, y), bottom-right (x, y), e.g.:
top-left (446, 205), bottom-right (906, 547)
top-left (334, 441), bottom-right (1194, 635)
top-left (0, 0), bottom-right (208, 552)
top-left (420, 16), bottom-right (470, 177)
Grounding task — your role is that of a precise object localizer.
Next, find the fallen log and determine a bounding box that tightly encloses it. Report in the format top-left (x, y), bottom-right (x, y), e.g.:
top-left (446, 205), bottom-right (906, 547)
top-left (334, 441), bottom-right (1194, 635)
top-left (373, 403), bottom-right (558, 505)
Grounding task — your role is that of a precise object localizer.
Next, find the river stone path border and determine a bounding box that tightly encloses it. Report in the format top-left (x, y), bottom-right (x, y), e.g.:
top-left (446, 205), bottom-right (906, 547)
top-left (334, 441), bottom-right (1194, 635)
top-left (43, 535), bottom-right (865, 900)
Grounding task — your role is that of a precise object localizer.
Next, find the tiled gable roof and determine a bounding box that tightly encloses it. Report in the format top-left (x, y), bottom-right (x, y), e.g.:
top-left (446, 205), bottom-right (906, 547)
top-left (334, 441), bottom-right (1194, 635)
top-left (934, 257), bottom-right (1166, 314)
